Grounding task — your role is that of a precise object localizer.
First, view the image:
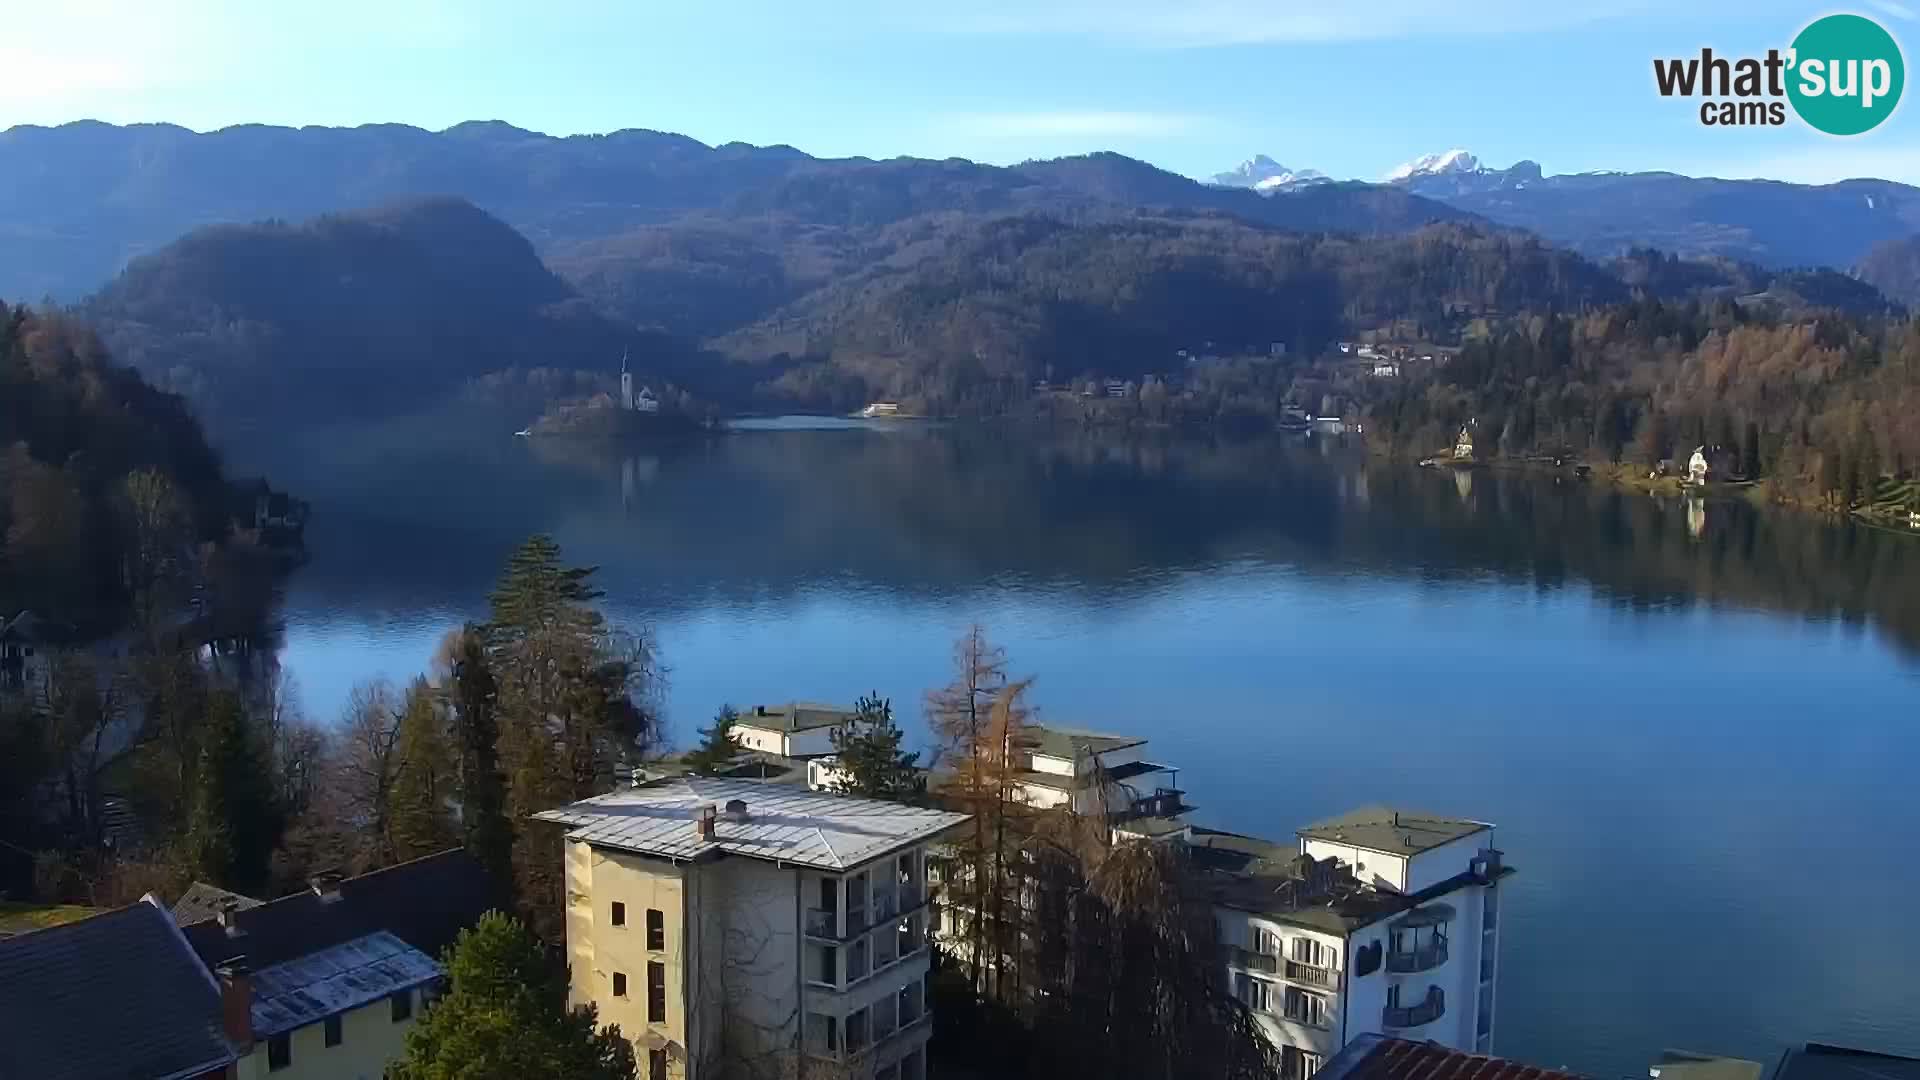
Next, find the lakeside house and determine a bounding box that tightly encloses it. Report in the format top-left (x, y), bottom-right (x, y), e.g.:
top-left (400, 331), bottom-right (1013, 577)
top-left (0, 610), bottom-right (50, 697)
top-left (176, 850), bottom-right (500, 1080)
top-left (534, 777), bottom-right (969, 1080)
top-left (729, 701), bottom-right (862, 759)
top-left (1009, 724), bottom-right (1191, 822)
top-left (1454, 425), bottom-right (1476, 461)
top-left (1115, 806), bottom-right (1510, 1078)
top-left (861, 402), bottom-right (901, 418)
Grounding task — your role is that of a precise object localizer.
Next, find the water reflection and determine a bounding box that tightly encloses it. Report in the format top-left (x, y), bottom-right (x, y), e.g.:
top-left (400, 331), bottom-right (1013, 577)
top-left (247, 416), bottom-right (1920, 660)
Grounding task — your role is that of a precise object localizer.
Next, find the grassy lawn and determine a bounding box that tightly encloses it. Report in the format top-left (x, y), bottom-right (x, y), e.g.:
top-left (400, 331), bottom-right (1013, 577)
top-left (0, 902), bottom-right (103, 936)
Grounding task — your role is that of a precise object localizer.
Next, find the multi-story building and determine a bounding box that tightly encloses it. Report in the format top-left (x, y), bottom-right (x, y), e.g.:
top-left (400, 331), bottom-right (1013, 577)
top-left (1147, 805), bottom-right (1511, 1080)
top-left (534, 776), bottom-right (970, 1080)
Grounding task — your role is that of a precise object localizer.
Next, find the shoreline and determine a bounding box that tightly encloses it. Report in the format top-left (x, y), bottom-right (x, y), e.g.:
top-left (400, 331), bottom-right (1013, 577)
top-left (1381, 447), bottom-right (1920, 534)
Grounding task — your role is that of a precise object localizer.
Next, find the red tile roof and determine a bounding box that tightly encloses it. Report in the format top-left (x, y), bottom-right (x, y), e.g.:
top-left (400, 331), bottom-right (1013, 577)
top-left (1321, 1036), bottom-right (1588, 1080)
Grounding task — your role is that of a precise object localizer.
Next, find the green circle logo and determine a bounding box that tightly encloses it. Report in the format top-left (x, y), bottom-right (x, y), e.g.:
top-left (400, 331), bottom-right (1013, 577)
top-left (1788, 14), bottom-right (1905, 135)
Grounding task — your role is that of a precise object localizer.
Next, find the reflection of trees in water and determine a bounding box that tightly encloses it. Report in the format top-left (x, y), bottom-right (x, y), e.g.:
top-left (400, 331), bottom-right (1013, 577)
top-left (277, 422), bottom-right (1920, 658)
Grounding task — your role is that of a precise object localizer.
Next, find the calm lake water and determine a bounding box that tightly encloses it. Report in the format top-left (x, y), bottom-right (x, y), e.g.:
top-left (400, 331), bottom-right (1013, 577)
top-left (232, 411), bottom-right (1920, 1080)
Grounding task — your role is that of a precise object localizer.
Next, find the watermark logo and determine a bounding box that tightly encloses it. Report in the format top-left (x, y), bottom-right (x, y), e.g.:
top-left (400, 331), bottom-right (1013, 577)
top-left (1653, 13), bottom-right (1904, 135)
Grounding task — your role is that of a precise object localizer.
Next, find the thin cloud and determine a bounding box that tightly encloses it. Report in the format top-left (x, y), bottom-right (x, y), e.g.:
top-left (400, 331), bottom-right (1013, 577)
top-left (945, 110), bottom-right (1213, 138)
top-left (1867, 0), bottom-right (1917, 20)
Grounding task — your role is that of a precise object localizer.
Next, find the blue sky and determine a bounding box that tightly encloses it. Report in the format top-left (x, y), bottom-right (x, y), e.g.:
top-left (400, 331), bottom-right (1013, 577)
top-left (7, 0), bottom-right (1920, 184)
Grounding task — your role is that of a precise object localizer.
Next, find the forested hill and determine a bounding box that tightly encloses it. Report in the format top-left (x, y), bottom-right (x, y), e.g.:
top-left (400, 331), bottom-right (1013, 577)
top-left (83, 197), bottom-right (710, 434)
top-left (716, 216), bottom-right (1629, 410)
top-left (0, 121), bottom-right (1467, 302)
top-left (0, 303), bottom-right (276, 637)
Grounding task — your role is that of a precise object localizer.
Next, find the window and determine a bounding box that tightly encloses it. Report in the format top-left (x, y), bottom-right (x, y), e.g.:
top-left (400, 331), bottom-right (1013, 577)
top-left (649, 1047), bottom-right (669, 1080)
top-left (324, 1014), bottom-right (342, 1046)
top-left (1237, 974), bottom-right (1274, 1012)
top-left (612, 901), bottom-right (626, 926)
top-left (613, 971), bottom-right (628, 998)
top-left (1291, 936), bottom-right (1334, 968)
top-left (819, 876), bottom-right (837, 911)
top-left (646, 908), bottom-right (665, 951)
top-left (1254, 926), bottom-right (1281, 956)
top-left (1285, 987), bottom-right (1329, 1028)
top-left (647, 961), bottom-right (666, 1023)
top-left (390, 990), bottom-right (413, 1022)
top-left (267, 1034), bottom-right (291, 1071)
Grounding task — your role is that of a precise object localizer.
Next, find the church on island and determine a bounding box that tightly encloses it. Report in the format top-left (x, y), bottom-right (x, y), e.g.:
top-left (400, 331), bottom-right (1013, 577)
top-left (619, 350), bottom-right (659, 414)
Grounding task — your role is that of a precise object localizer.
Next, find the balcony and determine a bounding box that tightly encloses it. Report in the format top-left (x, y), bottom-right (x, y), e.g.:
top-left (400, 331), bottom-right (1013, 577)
top-left (806, 908), bottom-right (838, 938)
top-left (1225, 946), bottom-right (1278, 975)
top-left (1383, 989), bottom-right (1446, 1029)
top-left (1386, 940), bottom-right (1448, 974)
top-left (807, 888), bottom-right (934, 942)
top-left (1284, 959), bottom-right (1335, 989)
top-left (1280, 1003), bottom-right (1331, 1031)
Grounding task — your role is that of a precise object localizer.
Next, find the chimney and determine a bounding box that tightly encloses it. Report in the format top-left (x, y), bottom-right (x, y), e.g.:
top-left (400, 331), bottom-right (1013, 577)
top-left (694, 803), bottom-right (718, 842)
top-left (215, 898), bottom-right (245, 938)
top-left (309, 870), bottom-right (344, 904)
top-left (216, 960), bottom-right (254, 1054)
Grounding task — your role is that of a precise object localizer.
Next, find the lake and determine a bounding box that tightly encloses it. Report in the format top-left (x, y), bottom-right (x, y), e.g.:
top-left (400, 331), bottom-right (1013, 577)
top-left (233, 411), bottom-right (1920, 1079)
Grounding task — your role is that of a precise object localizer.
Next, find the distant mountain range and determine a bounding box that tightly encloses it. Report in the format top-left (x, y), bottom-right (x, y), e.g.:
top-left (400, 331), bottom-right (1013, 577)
top-left (0, 121), bottom-right (1463, 303)
top-left (1214, 148), bottom-right (1920, 281)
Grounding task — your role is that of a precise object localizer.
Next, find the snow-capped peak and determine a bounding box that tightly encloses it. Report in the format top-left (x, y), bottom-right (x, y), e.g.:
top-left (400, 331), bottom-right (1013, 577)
top-left (1385, 149), bottom-right (1480, 182)
top-left (1211, 154), bottom-right (1328, 191)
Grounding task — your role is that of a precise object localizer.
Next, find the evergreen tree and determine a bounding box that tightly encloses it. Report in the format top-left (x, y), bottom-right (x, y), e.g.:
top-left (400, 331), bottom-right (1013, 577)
top-left (829, 694), bottom-right (921, 799)
top-left (185, 689), bottom-right (281, 892)
top-left (389, 678), bottom-right (459, 862)
top-left (1743, 420), bottom-right (1763, 480)
top-left (484, 535), bottom-right (661, 936)
top-left (393, 911), bottom-right (636, 1080)
top-left (684, 704), bottom-right (741, 774)
top-left (443, 624), bottom-right (513, 897)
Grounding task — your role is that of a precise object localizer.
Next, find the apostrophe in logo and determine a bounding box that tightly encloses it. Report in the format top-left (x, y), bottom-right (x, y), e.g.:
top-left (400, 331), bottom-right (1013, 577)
top-left (1788, 14), bottom-right (1903, 135)
top-left (1652, 13), bottom-right (1904, 135)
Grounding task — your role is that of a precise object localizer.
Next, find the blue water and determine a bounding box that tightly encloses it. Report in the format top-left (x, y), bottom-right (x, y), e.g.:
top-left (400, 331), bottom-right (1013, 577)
top-left (245, 416), bottom-right (1920, 1078)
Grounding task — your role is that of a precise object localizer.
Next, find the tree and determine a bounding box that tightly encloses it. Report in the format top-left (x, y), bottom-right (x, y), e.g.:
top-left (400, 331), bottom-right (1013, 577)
top-left (828, 694), bottom-right (921, 799)
top-left (184, 689), bottom-right (281, 892)
top-left (393, 911), bottom-right (636, 1080)
top-left (439, 625), bottom-right (513, 896)
top-left (390, 677), bottom-right (459, 861)
top-left (1742, 420), bottom-right (1763, 480)
top-left (485, 535), bottom-right (662, 934)
top-left (339, 679), bottom-right (404, 868)
top-left (684, 704), bottom-right (741, 774)
top-left (924, 625), bottom-right (1009, 994)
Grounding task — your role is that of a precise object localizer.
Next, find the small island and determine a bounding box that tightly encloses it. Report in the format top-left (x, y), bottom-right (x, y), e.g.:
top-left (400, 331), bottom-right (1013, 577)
top-left (523, 354), bottom-right (716, 441)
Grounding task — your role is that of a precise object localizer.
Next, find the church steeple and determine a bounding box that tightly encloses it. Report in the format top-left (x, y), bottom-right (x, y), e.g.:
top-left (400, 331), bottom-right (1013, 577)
top-left (619, 347), bottom-right (634, 410)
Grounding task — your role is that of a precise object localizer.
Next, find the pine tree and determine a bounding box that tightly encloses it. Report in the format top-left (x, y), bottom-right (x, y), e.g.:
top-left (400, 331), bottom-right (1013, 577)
top-left (484, 535), bottom-right (661, 937)
top-left (684, 704), bottom-right (741, 774)
top-left (185, 689), bottom-right (281, 892)
top-left (829, 694), bottom-right (921, 799)
top-left (1742, 420), bottom-right (1763, 480)
top-left (393, 911), bottom-right (636, 1080)
top-left (389, 678), bottom-right (459, 862)
top-left (443, 624), bottom-right (512, 897)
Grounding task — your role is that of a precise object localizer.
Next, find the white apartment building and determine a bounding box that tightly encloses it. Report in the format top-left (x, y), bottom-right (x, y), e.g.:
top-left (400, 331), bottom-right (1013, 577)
top-left (1010, 725), bottom-right (1190, 821)
top-left (1126, 805), bottom-right (1510, 1080)
top-left (729, 702), bottom-right (861, 759)
top-left (534, 777), bottom-right (969, 1080)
